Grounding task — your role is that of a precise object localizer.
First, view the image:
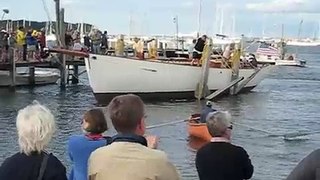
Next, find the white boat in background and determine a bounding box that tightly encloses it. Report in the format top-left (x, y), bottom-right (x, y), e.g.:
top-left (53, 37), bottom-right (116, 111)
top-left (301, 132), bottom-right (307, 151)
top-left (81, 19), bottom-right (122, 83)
top-left (83, 54), bottom-right (274, 103)
top-left (275, 58), bottom-right (306, 67)
top-left (0, 68), bottom-right (60, 86)
top-left (286, 40), bottom-right (320, 47)
top-left (255, 42), bottom-right (307, 67)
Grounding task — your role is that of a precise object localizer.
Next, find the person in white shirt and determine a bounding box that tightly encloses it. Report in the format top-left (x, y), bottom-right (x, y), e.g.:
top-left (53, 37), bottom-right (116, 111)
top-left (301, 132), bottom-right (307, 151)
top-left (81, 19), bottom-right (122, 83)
top-left (188, 39), bottom-right (197, 60)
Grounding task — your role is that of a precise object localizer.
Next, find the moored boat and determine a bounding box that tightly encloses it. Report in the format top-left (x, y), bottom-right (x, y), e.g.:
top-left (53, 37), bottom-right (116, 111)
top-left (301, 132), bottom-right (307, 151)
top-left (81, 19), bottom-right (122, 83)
top-left (188, 114), bottom-right (212, 141)
top-left (255, 41), bottom-right (307, 67)
top-left (0, 68), bottom-right (60, 86)
top-left (275, 59), bottom-right (306, 67)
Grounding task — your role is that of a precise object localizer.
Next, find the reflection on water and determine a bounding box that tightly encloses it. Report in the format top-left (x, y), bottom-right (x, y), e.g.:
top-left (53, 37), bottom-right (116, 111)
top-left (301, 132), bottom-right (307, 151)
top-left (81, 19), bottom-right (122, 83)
top-left (188, 137), bottom-right (208, 151)
top-left (0, 53), bottom-right (320, 180)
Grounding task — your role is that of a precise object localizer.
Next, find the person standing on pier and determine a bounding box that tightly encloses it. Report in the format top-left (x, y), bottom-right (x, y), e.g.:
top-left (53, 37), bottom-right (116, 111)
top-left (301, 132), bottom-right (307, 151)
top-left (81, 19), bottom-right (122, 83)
top-left (16, 26), bottom-right (27, 61)
top-left (89, 29), bottom-right (102, 54)
top-left (0, 30), bottom-right (8, 62)
top-left (38, 28), bottom-right (46, 58)
top-left (101, 31), bottom-right (108, 54)
top-left (26, 29), bottom-right (38, 59)
top-left (196, 111), bottom-right (254, 180)
top-left (88, 94), bottom-right (180, 180)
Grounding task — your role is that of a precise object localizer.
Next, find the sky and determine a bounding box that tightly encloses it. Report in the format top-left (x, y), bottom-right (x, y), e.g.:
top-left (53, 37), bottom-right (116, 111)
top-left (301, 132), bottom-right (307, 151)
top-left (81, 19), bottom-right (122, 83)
top-left (1, 0), bottom-right (320, 38)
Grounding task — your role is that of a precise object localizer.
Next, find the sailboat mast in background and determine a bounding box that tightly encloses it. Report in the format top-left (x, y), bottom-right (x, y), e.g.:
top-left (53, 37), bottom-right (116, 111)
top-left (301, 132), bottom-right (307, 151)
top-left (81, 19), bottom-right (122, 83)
top-left (197, 0), bottom-right (202, 37)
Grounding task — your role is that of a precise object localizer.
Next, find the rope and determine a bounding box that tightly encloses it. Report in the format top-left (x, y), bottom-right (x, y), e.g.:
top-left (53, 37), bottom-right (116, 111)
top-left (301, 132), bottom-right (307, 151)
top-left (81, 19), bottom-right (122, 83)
top-left (233, 122), bottom-right (275, 135)
top-left (147, 119), bottom-right (188, 129)
top-left (40, 0), bottom-right (52, 22)
top-left (143, 116), bottom-right (315, 142)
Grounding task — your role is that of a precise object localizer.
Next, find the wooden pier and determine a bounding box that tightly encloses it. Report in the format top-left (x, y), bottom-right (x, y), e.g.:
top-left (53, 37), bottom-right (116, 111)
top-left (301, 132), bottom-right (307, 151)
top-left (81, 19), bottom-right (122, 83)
top-left (0, 48), bottom-right (86, 90)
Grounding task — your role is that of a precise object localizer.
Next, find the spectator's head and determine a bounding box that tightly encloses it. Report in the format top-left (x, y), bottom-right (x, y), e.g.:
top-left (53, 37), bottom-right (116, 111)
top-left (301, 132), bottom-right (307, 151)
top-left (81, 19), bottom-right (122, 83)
top-left (134, 37), bottom-right (139, 43)
top-left (230, 42), bottom-right (236, 49)
top-left (108, 94), bottom-right (146, 135)
top-left (82, 108), bottom-right (108, 134)
top-left (201, 35), bottom-right (207, 41)
top-left (18, 26), bottom-right (24, 31)
top-left (192, 39), bottom-right (197, 44)
top-left (206, 111), bottom-right (233, 139)
top-left (16, 101), bottom-right (56, 155)
top-left (104, 31), bottom-right (107, 35)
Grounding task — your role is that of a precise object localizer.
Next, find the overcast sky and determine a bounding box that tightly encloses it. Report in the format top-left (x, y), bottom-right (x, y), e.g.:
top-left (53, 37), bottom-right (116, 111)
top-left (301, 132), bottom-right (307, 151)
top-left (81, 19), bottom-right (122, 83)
top-left (1, 0), bottom-right (320, 38)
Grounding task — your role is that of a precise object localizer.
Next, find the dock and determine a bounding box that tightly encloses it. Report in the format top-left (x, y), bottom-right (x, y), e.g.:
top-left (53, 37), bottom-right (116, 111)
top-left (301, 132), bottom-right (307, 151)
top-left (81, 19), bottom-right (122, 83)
top-left (0, 48), bottom-right (86, 90)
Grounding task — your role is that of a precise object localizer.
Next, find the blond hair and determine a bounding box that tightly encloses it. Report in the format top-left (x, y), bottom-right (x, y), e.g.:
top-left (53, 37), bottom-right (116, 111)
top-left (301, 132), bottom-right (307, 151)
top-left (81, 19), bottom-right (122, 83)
top-left (16, 101), bottom-right (56, 155)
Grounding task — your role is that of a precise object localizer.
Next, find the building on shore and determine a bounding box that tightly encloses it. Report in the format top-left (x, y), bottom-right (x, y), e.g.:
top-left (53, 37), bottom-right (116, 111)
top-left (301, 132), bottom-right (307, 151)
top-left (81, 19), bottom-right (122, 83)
top-left (0, 19), bottom-right (93, 32)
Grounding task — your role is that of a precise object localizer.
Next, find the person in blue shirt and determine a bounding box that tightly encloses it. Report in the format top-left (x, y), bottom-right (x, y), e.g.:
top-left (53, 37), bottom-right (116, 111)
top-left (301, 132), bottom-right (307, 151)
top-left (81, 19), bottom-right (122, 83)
top-left (200, 101), bottom-right (217, 123)
top-left (68, 108), bottom-right (110, 180)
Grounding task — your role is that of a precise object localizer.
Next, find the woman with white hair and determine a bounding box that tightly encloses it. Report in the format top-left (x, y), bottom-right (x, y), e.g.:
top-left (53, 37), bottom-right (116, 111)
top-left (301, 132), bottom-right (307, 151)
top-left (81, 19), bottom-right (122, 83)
top-left (195, 111), bottom-right (254, 180)
top-left (0, 101), bottom-right (67, 180)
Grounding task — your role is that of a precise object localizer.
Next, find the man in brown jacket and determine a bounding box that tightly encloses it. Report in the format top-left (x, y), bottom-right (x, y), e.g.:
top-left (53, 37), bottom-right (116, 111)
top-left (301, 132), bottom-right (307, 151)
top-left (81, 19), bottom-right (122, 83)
top-left (88, 94), bottom-right (180, 180)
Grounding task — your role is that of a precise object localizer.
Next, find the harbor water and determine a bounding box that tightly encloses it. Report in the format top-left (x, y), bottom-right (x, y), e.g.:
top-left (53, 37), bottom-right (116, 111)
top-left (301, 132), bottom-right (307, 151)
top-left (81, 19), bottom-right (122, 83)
top-left (0, 51), bottom-right (320, 179)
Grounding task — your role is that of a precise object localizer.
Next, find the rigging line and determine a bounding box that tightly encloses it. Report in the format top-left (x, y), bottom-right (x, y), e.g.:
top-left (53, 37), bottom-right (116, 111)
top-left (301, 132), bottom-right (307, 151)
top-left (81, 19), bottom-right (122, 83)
top-left (40, 0), bottom-right (52, 22)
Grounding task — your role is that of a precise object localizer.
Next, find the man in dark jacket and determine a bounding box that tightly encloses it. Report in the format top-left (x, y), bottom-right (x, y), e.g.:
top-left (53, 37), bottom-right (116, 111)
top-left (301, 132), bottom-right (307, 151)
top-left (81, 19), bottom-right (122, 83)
top-left (101, 30), bottom-right (108, 54)
top-left (192, 35), bottom-right (207, 60)
top-left (196, 111), bottom-right (254, 180)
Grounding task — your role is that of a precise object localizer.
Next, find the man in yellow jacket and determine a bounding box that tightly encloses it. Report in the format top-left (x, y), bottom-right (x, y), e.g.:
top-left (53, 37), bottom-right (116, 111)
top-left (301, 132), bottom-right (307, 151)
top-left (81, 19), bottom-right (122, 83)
top-left (16, 26), bottom-right (27, 61)
top-left (88, 94), bottom-right (180, 180)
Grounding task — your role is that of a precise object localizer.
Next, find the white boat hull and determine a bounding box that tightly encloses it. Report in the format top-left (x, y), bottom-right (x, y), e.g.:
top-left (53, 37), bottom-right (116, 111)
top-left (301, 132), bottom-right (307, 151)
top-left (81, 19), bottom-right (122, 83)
top-left (286, 41), bottom-right (320, 47)
top-left (275, 59), bottom-right (306, 67)
top-left (84, 55), bottom-right (274, 103)
top-left (0, 69), bottom-right (60, 86)
top-left (257, 56), bottom-right (306, 67)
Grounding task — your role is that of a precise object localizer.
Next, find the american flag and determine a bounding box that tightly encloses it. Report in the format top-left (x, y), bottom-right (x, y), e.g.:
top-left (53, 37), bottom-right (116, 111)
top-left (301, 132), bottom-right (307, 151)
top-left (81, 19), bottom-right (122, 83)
top-left (256, 43), bottom-right (279, 56)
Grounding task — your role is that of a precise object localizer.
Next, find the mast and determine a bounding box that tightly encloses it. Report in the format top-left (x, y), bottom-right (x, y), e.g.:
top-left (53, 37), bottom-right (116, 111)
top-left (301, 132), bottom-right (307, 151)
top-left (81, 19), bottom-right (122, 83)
top-left (262, 14), bottom-right (266, 37)
top-left (281, 23), bottom-right (284, 40)
top-left (173, 15), bottom-right (179, 49)
top-left (214, 3), bottom-right (219, 37)
top-left (231, 13), bottom-right (236, 37)
top-left (298, 19), bottom-right (303, 40)
top-left (197, 0), bottom-right (202, 37)
top-left (219, 6), bottom-right (224, 34)
top-left (129, 13), bottom-right (132, 38)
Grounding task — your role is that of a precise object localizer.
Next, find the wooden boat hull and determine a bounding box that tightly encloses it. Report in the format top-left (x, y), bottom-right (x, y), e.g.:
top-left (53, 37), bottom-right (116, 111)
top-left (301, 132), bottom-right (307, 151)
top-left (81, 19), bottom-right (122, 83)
top-left (84, 54), bottom-right (274, 104)
top-left (188, 114), bottom-right (212, 141)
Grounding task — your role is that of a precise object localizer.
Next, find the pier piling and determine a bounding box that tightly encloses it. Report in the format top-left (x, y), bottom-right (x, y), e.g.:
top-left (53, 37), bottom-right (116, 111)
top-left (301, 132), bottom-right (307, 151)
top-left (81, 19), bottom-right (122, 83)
top-left (71, 65), bottom-right (79, 84)
top-left (9, 48), bottom-right (16, 91)
top-left (28, 66), bottom-right (35, 85)
top-left (60, 55), bottom-right (66, 89)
